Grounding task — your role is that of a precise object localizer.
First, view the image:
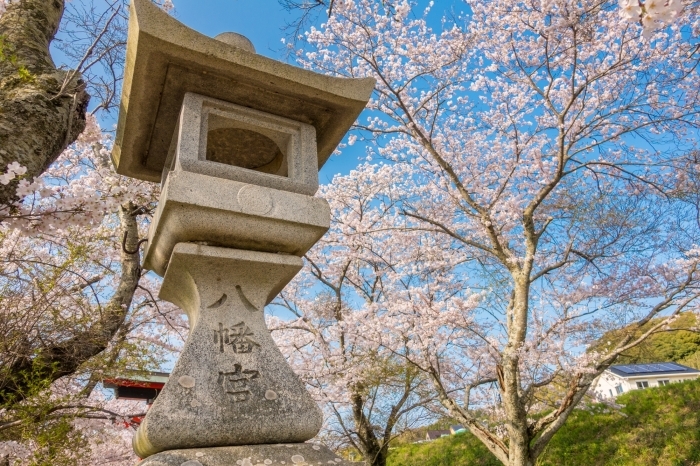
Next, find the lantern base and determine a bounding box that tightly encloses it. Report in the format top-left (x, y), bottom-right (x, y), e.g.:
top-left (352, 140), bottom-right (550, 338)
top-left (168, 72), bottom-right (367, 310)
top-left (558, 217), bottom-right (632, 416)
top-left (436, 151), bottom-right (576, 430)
top-left (137, 443), bottom-right (359, 466)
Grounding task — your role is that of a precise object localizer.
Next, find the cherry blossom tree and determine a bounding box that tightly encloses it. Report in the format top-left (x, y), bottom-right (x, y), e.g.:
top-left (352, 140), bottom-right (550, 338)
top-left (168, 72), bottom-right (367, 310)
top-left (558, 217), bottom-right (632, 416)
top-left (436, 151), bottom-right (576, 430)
top-left (289, 1), bottom-right (700, 465)
top-left (0, 115), bottom-right (186, 465)
top-left (0, 1), bottom-right (181, 464)
top-left (271, 166), bottom-right (442, 466)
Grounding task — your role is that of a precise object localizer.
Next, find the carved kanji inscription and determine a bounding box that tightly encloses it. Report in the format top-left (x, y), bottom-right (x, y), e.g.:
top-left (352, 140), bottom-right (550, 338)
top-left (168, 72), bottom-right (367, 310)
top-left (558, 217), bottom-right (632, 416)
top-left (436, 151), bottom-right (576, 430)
top-left (213, 322), bottom-right (260, 353)
top-left (218, 364), bottom-right (260, 403)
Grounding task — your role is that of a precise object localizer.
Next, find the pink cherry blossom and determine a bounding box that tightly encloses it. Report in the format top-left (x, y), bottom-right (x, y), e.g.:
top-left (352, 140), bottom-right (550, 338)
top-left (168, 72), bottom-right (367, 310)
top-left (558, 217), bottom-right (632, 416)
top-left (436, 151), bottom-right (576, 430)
top-left (619, 0), bottom-right (643, 21)
top-left (290, 0), bottom-right (700, 463)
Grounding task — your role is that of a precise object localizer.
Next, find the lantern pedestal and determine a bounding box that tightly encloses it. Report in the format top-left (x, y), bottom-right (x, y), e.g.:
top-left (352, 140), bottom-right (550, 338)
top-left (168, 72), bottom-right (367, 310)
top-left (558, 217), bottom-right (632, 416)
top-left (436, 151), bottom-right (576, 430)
top-left (133, 244), bottom-right (322, 458)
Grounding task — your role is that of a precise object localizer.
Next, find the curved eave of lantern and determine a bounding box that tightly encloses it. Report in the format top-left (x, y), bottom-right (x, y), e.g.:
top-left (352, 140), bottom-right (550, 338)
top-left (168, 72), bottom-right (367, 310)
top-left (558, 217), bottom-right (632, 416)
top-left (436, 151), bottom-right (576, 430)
top-left (112, 0), bottom-right (376, 182)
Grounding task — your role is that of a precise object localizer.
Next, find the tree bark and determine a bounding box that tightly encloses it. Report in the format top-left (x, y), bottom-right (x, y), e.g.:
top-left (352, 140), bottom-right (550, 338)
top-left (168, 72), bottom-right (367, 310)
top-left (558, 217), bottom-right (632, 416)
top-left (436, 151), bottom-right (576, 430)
top-left (351, 390), bottom-right (388, 466)
top-left (0, 202), bottom-right (141, 404)
top-left (0, 0), bottom-right (89, 206)
top-left (502, 281), bottom-right (535, 466)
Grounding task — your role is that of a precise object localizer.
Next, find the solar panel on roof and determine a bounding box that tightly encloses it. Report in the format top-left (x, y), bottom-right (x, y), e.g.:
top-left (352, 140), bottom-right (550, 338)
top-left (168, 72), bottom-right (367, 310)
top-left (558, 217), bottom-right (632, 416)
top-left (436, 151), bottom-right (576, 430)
top-left (615, 365), bottom-right (640, 374)
top-left (614, 363), bottom-right (687, 374)
top-left (655, 363), bottom-right (684, 371)
top-left (616, 365), bottom-right (633, 374)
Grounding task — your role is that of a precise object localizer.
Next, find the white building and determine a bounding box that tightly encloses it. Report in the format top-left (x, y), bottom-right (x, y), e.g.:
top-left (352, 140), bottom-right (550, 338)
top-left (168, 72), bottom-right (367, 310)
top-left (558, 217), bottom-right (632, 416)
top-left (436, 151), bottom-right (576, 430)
top-left (593, 362), bottom-right (700, 399)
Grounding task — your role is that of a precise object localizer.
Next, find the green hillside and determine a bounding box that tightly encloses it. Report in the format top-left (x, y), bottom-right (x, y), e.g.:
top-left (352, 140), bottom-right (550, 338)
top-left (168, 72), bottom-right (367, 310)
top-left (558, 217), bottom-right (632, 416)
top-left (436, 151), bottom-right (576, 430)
top-left (387, 379), bottom-right (700, 466)
top-left (590, 313), bottom-right (700, 369)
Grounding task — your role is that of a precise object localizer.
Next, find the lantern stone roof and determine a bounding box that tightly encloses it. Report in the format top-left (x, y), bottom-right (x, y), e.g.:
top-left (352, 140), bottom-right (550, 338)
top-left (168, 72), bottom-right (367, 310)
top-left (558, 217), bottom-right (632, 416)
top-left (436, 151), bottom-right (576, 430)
top-left (112, 0), bottom-right (375, 182)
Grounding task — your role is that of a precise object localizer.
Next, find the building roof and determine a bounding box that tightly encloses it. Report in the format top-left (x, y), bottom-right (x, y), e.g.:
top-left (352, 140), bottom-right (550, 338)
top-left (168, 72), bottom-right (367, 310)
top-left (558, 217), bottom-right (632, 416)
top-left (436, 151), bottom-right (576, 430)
top-left (450, 425), bottom-right (467, 433)
top-left (103, 370), bottom-right (170, 390)
top-left (607, 363), bottom-right (700, 378)
top-left (426, 430), bottom-right (451, 440)
top-left (104, 370), bottom-right (171, 403)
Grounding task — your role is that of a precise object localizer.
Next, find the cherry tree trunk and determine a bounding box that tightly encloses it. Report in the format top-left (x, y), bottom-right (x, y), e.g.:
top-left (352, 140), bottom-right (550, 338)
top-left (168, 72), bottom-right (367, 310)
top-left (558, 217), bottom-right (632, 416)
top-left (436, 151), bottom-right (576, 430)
top-left (508, 447), bottom-right (535, 466)
top-left (504, 282), bottom-right (536, 466)
top-left (0, 0), bottom-right (89, 206)
top-left (351, 391), bottom-right (389, 466)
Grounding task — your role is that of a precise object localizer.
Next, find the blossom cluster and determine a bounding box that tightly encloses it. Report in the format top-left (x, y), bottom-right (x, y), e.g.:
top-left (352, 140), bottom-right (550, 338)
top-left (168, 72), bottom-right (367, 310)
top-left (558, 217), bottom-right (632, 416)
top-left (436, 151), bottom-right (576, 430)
top-left (156, 0), bottom-right (174, 11)
top-left (0, 161), bottom-right (26, 185)
top-left (0, 116), bottom-right (158, 233)
top-left (0, 0), bottom-right (14, 17)
top-left (619, 0), bottom-right (684, 37)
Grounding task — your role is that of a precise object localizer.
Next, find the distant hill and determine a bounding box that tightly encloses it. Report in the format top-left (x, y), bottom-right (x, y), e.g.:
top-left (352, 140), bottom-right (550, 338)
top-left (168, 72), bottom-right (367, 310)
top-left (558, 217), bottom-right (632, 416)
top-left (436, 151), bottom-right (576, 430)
top-left (387, 379), bottom-right (700, 466)
top-left (589, 312), bottom-right (700, 369)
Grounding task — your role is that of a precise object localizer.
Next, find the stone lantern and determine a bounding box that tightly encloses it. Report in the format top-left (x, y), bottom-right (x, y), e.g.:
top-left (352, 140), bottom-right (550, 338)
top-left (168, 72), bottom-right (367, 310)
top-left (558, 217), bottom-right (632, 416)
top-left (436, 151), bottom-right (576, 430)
top-left (112, 1), bottom-right (375, 465)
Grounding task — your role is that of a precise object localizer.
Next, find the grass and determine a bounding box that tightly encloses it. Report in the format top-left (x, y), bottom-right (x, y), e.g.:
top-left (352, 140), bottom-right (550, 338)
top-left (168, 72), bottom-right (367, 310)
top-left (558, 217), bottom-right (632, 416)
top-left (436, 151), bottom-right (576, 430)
top-left (387, 379), bottom-right (700, 466)
top-left (387, 431), bottom-right (500, 466)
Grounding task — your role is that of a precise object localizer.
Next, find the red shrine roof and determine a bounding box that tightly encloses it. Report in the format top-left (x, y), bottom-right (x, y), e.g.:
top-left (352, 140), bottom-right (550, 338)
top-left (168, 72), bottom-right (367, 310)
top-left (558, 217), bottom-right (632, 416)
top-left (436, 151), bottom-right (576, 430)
top-left (104, 371), bottom-right (170, 402)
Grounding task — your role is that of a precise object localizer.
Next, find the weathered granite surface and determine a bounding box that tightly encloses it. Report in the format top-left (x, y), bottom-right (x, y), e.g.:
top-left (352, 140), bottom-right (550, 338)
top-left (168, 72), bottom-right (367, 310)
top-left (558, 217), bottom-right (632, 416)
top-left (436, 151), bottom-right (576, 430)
top-left (133, 244), bottom-right (323, 458)
top-left (142, 170), bottom-right (330, 277)
top-left (214, 32), bottom-right (256, 53)
top-left (112, 0), bottom-right (375, 182)
top-left (138, 443), bottom-right (361, 466)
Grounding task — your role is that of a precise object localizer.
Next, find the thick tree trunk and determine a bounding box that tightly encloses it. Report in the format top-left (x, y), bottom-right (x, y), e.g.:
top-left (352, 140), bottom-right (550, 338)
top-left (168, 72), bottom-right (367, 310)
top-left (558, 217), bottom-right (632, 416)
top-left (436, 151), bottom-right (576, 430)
top-left (351, 390), bottom-right (388, 466)
top-left (503, 362), bottom-right (534, 466)
top-left (0, 0), bottom-right (89, 206)
top-left (502, 280), bottom-right (535, 466)
top-left (0, 202), bottom-right (141, 404)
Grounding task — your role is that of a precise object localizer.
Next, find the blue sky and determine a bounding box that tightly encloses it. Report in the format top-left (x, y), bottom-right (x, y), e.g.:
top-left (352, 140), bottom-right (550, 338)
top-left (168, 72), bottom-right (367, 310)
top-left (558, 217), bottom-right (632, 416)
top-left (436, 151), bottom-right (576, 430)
top-left (171, 0), bottom-right (294, 61)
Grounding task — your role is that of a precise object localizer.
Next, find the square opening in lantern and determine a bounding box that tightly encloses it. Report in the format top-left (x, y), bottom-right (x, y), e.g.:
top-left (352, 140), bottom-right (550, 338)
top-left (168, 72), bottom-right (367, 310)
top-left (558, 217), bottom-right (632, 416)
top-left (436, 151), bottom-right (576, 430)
top-left (164, 93), bottom-right (319, 196)
top-left (205, 112), bottom-right (290, 177)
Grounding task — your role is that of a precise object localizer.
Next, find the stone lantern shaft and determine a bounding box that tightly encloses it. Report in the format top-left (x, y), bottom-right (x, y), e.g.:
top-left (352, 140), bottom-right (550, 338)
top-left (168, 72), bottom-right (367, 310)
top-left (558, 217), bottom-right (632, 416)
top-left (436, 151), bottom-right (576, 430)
top-left (133, 244), bottom-right (320, 457)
